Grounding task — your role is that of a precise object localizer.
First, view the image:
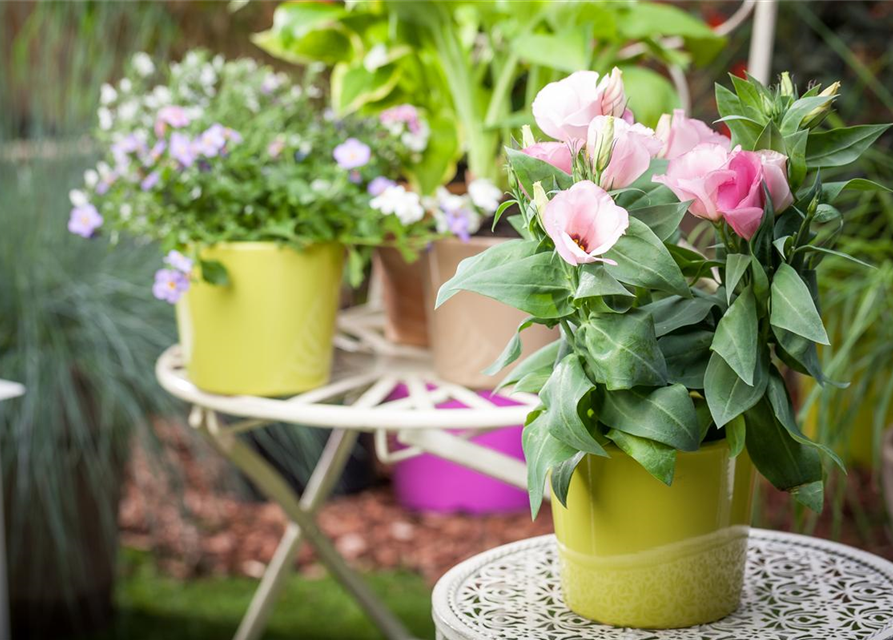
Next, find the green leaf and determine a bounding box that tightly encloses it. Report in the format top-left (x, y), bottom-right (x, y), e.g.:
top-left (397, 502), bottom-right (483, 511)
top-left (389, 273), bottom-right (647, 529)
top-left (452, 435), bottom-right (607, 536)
top-left (780, 95), bottom-right (835, 135)
top-left (522, 411), bottom-right (578, 519)
top-left (773, 236), bottom-right (792, 259)
top-left (483, 317), bottom-right (536, 376)
top-left (772, 325), bottom-right (843, 387)
top-left (822, 178), bottom-right (892, 204)
top-left (331, 60), bottom-right (402, 114)
top-left (574, 264), bottom-right (633, 303)
top-left (578, 310), bottom-right (668, 390)
top-left (659, 329), bottom-right (713, 389)
top-left (603, 218), bottom-right (690, 297)
top-left (770, 263), bottom-right (830, 345)
top-left (726, 414), bottom-right (746, 458)
top-left (786, 130), bottom-right (809, 191)
top-left (704, 349), bottom-right (768, 427)
top-left (744, 399), bottom-right (824, 513)
top-left (641, 295), bottom-right (716, 337)
top-left (710, 286), bottom-right (758, 385)
top-left (495, 339), bottom-right (560, 393)
top-left (753, 120), bottom-right (786, 153)
top-left (537, 355), bottom-right (607, 456)
top-left (619, 2), bottom-right (720, 40)
top-left (725, 253), bottom-right (751, 304)
top-left (514, 370), bottom-right (552, 394)
top-left (600, 384), bottom-right (701, 452)
top-left (505, 147), bottom-right (573, 197)
top-left (614, 160), bottom-right (676, 209)
top-left (511, 29), bottom-right (589, 73)
top-left (765, 368), bottom-right (845, 472)
top-left (792, 481), bottom-right (825, 513)
top-left (797, 246), bottom-right (874, 270)
top-left (199, 259), bottom-right (230, 286)
top-left (628, 201), bottom-right (690, 242)
top-left (731, 75), bottom-right (766, 120)
top-left (436, 241), bottom-right (573, 319)
top-left (806, 124), bottom-right (891, 168)
top-left (606, 429), bottom-right (676, 486)
top-left (550, 451), bottom-right (585, 508)
top-left (665, 244), bottom-right (721, 280)
top-left (715, 84), bottom-right (762, 148)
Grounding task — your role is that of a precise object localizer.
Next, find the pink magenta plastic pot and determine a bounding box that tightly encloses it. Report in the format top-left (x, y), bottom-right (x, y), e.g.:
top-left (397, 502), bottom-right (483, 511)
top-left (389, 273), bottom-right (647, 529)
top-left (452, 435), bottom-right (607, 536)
top-left (388, 384), bottom-right (529, 514)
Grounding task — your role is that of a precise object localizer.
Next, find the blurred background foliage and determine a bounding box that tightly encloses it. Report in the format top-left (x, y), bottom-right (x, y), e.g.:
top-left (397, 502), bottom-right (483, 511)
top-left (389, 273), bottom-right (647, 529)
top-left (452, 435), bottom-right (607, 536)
top-left (1, 1), bottom-right (892, 638)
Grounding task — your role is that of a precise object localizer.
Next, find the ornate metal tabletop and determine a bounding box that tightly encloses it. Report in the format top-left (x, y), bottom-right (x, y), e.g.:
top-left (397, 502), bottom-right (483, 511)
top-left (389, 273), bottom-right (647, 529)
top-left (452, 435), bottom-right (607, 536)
top-left (432, 530), bottom-right (893, 640)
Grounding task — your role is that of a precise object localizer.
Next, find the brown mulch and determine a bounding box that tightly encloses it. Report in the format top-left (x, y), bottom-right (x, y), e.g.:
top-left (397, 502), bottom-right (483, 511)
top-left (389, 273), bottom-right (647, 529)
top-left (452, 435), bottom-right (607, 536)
top-left (120, 420), bottom-right (893, 586)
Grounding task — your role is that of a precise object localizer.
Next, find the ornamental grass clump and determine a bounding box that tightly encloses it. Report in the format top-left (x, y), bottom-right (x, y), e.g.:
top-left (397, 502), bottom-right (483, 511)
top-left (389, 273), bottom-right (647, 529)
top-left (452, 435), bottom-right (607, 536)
top-left (68, 49), bottom-right (433, 298)
top-left (438, 68), bottom-right (891, 516)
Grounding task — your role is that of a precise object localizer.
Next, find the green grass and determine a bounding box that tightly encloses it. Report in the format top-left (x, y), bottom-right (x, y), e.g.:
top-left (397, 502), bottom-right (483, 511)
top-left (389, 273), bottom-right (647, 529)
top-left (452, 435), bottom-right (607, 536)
top-left (85, 549), bottom-right (436, 640)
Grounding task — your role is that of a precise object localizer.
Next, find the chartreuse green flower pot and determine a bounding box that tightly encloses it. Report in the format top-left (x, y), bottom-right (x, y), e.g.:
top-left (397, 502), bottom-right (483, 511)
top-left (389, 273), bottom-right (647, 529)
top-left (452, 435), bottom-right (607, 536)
top-left (176, 242), bottom-right (344, 396)
top-left (551, 440), bottom-right (755, 629)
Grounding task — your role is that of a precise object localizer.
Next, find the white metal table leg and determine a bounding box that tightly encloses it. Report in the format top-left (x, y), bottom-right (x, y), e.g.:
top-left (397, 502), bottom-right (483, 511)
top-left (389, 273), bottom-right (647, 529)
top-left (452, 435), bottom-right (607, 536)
top-left (197, 409), bottom-right (415, 640)
top-left (232, 426), bottom-right (360, 640)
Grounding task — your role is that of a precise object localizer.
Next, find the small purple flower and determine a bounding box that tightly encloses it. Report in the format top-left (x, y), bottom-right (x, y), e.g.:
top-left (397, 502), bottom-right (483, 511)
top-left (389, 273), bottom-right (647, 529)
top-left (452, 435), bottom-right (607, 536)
top-left (163, 250), bottom-right (193, 274)
top-left (349, 170), bottom-right (362, 184)
top-left (169, 132), bottom-right (196, 167)
top-left (152, 268), bottom-right (190, 304)
top-left (148, 140), bottom-right (167, 163)
top-left (96, 181), bottom-right (110, 195)
top-left (445, 210), bottom-right (472, 242)
top-left (226, 128), bottom-right (242, 145)
top-left (196, 124), bottom-right (227, 157)
top-left (154, 105), bottom-right (190, 136)
top-left (141, 171), bottom-right (160, 191)
top-left (111, 133), bottom-right (146, 167)
top-left (368, 176), bottom-right (396, 196)
top-left (67, 204), bottom-right (103, 238)
top-left (333, 138), bottom-right (371, 170)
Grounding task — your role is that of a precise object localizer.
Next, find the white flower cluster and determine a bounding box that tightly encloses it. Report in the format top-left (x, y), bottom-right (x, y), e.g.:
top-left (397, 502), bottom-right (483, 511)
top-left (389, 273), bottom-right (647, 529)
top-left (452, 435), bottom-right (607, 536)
top-left (370, 185), bottom-right (425, 225)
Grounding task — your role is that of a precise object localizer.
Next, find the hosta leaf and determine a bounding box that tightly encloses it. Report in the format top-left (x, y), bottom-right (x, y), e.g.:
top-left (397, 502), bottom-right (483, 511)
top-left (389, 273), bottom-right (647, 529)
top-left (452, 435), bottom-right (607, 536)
top-left (600, 384), bottom-right (700, 451)
top-left (710, 286), bottom-right (758, 385)
top-left (705, 349), bottom-right (768, 427)
top-left (606, 429), bottom-right (676, 485)
top-left (578, 310), bottom-right (668, 390)
top-left (770, 263), bottom-right (830, 345)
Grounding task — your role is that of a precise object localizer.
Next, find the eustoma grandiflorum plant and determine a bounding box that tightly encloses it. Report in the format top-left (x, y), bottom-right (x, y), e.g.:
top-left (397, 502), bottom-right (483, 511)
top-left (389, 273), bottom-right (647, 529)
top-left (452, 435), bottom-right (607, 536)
top-left (438, 68), bottom-right (891, 517)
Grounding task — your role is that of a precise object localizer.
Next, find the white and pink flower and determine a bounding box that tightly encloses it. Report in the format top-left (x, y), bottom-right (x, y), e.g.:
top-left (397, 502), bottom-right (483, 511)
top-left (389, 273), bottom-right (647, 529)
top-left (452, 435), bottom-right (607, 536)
top-left (655, 109), bottom-right (730, 160)
top-left (587, 116), bottom-right (662, 190)
top-left (542, 180), bottom-right (629, 266)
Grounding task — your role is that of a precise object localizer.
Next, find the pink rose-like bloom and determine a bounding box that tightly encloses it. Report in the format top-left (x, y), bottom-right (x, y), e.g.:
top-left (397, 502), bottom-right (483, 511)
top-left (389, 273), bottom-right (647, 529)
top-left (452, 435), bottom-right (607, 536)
top-left (587, 116), bottom-right (663, 190)
top-left (532, 69), bottom-right (633, 143)
top-left (652, 143), bottom-right (735, 221)
top-left (68, 204), bottom-right (103, 238)
top-left (152, 268), bottom-right (190, 304)
top-left (655, 109), bottom-right (730, 160)
top-left (653, 144), bottom-right (794, 240)
top-left (154, 105), bottom-right (190, 137)
top-left (520, 142), bottom-right (574, 174)
top-left (716, 149), bottom-right (794, 239)
top-left (333, 138), bottom-right (371, 170)
top-left (542, 180), bottom-right (629, 266)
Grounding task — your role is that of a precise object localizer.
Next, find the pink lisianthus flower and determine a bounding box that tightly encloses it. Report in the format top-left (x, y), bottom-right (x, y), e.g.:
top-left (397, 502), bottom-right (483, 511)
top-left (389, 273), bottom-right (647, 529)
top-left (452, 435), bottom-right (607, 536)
top-left (655, 109), bottom-right (730, 160)
top-left (520, 142), bottom-right (574, 174)
top-left (152, 268), bottom-right (190, 304)
top-left (716, 149), bottom-right (794, 239)
top-left (154, 105), bottom-right (190, 137)
top-left (532, 68), bottom-right (633, 143)
top-left (653, 144), bottom-right (794, 240)
top-left (587, 116), bottom-right (663, 190)
top-left (542, 180), bottom-right (629, 266)
top-left (67, 204), bottom-right (103, 238)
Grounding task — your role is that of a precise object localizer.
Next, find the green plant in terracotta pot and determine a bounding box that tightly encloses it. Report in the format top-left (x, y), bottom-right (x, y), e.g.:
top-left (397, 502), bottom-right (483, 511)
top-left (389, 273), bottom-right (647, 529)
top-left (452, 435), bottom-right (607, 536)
top-left (68, 50), bottom-right (431, 396)
top-left (439, 68), bottom-right (891, 628)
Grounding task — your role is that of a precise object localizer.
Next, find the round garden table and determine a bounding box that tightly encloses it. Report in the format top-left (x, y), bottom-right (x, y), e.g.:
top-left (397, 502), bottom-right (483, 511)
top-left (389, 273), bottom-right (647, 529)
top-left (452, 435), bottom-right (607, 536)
top-left (432, 530), bottom-right (893, 640)
top-left (155, 305), bottom-right (539, 640)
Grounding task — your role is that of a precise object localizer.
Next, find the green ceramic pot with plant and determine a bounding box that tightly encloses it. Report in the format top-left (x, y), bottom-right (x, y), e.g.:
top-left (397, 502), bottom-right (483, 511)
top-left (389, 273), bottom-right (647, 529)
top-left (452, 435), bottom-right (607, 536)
top-left (69, 50), bottom-right (433, 395)
top-left (439, 68), bottom-right (890, 628)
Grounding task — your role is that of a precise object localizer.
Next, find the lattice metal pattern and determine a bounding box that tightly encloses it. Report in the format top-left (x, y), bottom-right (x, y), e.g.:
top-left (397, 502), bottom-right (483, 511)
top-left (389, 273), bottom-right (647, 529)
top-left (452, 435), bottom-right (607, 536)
top-left (433, 530), bottom-right (893, 640)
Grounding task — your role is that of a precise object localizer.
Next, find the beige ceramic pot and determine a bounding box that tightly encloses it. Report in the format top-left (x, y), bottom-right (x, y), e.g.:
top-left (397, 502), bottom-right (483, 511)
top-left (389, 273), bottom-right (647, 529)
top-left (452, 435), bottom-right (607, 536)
top-left (374, 247), bottom-right (429, 348)
top-left (423, 236), bottom-right (558, 389)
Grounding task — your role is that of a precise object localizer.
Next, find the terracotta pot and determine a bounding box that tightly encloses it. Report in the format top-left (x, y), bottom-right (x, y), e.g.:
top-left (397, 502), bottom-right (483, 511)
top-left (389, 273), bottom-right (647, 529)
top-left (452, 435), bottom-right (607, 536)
top-left (423, 236), bottom-right (558, 389)
top-left (374, 247), bottom-right (429, 347)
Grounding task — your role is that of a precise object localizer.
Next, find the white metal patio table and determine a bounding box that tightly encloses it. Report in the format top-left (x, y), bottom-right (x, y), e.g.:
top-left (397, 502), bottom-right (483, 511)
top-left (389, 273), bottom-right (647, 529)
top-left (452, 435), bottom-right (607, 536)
top-left (155, 305), bottom-right (540, 640)
top-left (432, 530), bottom-right (893, 640)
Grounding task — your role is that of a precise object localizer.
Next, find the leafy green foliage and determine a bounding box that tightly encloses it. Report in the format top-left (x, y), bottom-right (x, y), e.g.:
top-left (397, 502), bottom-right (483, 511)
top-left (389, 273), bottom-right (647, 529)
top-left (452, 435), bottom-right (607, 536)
top-left (600, 384), bottom-right (700, 452)
top-left (577, 310), bottom-right (668, 390)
